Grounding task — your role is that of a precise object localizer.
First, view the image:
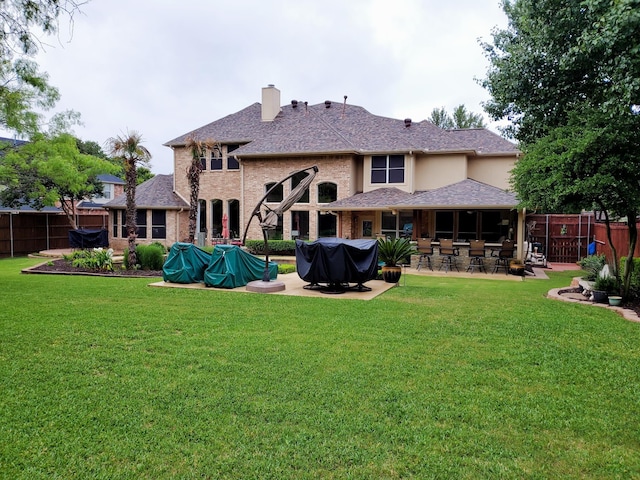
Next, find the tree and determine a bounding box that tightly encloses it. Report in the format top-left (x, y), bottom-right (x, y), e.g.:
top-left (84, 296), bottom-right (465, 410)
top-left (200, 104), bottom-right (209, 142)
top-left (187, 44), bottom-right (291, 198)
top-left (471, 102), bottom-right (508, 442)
top-left (428, 104), bottom-right (486, 129)
top-left (185, 136), bottom-right (215, 243)
top-left (0, 1), bottom-right (84, 135)
top-left (0, 133), bottom-right (119, 228)
top-left (76, 138), bottom-right (154, 185)
top-left (106, 131), bottom-right (151, 268)
top-left (481, 0), bottom-right (640, 297)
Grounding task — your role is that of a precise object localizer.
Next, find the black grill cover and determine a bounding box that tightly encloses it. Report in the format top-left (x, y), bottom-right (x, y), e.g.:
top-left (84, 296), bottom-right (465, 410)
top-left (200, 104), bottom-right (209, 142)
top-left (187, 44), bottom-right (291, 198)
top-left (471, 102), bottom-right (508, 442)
top-left (295, 238), bottom-right (379, 285)
top-left (68, 229), bottom-right (109, 248)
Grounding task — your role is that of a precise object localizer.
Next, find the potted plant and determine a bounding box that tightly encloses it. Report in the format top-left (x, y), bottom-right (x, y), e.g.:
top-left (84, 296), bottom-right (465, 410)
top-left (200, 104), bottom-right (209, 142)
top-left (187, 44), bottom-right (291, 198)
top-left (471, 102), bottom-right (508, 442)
top-left (377, 237), bottom-right (417, 283)
top-left (592, 274), bottom-right (619, 304)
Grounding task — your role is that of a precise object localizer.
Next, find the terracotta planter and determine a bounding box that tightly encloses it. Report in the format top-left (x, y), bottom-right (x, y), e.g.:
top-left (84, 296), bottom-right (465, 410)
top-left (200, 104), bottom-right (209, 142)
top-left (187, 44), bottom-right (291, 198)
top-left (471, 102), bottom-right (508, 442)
top-left (381, 265), bottom-right (402, 284)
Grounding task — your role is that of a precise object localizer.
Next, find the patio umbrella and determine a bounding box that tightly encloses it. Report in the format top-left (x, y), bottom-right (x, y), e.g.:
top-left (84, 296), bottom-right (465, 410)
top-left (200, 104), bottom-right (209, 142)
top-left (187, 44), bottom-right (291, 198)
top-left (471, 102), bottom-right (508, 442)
top-left (259, 167), bottom-right (317, 230)
top-left (222, 213), bottom-right (230, 239)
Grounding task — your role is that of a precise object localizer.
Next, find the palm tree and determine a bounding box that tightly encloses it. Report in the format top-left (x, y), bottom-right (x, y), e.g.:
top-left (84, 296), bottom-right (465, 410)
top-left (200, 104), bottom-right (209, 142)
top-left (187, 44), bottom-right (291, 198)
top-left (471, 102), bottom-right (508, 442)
top-left (106, 131), bottom-right (151, 268)
top-left (185, 136), bottom-right (215, 243)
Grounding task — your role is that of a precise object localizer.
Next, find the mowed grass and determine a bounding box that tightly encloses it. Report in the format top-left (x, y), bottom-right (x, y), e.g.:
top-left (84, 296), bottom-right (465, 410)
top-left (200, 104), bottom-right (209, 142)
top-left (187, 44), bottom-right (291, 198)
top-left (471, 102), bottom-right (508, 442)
top-left (1, 257), bottom-right (639, 479)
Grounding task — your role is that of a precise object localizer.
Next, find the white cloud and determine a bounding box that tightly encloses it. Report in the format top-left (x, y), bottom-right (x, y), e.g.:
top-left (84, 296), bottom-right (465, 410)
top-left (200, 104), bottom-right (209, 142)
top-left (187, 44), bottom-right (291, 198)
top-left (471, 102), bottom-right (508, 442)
top-left (7, 0), bottom-right (509, 174)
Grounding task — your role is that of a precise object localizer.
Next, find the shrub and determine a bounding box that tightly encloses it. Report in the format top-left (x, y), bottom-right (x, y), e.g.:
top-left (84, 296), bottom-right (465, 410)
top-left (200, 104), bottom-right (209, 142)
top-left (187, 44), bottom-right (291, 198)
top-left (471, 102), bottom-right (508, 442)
top-left (245, 240), bottom-right (296, 256)
top-left (65, 248), bottom-right (114, 271)
top-left (593, 274), bottom-right (619, 294)
top-left (278, 263), bottom-right (296, 274)
top-left (579, 254), bottom-right (606, 281)
top-left (124, 244), bottom-right (165, 270)
top-left (620, 256), bottom-right (640, 300)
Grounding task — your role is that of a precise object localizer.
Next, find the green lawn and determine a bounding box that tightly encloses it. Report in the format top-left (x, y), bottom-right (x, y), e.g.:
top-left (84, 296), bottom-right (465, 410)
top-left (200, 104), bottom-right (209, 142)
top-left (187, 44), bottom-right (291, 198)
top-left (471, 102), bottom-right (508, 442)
top-left (1, 257), bottom-right (639, 479)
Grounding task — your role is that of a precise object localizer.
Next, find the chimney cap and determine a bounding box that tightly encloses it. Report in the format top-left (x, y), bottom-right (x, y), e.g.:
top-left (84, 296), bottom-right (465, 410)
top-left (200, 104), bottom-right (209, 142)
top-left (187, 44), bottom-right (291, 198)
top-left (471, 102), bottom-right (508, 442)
top-left (404, 118), bottom-right (412, 127)
top-left (291, 99), bottom-right (298, 108)
top-left (325, 100), bottom-right (331, 108)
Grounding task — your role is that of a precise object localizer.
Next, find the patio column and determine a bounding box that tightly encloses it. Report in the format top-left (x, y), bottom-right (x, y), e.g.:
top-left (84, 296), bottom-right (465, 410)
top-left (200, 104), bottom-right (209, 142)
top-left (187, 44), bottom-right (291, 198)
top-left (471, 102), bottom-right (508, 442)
top-left (515, 208), bottom-right (526, 262)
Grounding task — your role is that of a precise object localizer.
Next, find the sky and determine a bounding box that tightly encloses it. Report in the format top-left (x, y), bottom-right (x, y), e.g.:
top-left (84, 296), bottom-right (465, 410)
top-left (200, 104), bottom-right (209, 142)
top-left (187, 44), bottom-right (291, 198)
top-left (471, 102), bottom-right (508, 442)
top-left (22, 0), bottom-right (509, 174)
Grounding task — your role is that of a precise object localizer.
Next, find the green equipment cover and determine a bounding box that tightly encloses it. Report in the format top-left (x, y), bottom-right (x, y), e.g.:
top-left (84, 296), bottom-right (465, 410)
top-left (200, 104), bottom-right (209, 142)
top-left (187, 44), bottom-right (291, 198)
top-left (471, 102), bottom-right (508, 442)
top-left (204, 244), bottom-right (278, 288)
top-left (162, 242), bottom-right (212, 283)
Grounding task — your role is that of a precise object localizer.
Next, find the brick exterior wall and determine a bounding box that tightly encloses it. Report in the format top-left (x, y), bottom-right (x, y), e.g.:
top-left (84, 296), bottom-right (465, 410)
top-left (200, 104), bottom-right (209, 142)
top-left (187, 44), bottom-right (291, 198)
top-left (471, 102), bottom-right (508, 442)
top-left (172, 148), bottom-right (354, 243)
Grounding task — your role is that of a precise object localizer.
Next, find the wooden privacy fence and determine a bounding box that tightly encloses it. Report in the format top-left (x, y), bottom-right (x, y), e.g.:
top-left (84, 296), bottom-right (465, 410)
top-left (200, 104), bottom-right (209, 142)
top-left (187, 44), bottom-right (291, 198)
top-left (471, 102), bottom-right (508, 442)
top-left (526, 213), bottom-right (594, 264)
top-left (0, 212), bottom-right (107, 257)
top-left (526, 213), bottom-right (640, 265)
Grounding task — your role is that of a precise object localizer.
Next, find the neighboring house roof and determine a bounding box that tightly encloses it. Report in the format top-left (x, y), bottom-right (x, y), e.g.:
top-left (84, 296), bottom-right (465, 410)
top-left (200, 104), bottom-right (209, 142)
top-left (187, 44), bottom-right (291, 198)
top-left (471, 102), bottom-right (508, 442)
top-left (326, 179), bottom-right (518, 211)
top-left (97, 173), bottom-right (125, 185)
top-left (105, 174), bottom-right (188, 209)
top-left (164, 101), bottom-right (518, 157)
top-left (0, 137), bottom-right (28, 148)
top-left (0, 204), bottom-right (61, 213)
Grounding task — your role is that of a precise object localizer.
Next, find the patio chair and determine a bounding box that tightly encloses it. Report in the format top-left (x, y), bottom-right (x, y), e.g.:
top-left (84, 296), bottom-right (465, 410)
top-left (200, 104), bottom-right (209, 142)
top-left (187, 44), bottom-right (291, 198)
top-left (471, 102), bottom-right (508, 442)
top-left (492, 239), bottom-right (515, 274)
top-left (466, 239), bottom-right (486, 273)
top-left (416, 238), bottom-right (433, 271)
top-left (438, 239), bottom-right (460, 272)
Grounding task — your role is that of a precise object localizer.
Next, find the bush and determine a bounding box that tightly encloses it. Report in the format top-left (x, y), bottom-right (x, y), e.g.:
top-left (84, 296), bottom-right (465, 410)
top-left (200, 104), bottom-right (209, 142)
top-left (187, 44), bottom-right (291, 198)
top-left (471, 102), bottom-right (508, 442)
top-left (620, 256), bottom-right (640, 300)
top-left (124, 244), bottom-right (165, 270)
top-left (579, 254), bottom-right (606, 281)
top-left (593, 274), bottom-right (619, 294)
top-left (278, 263), bottom-right (296, 274)
top-left (245, 240), bottom-right (296, 256)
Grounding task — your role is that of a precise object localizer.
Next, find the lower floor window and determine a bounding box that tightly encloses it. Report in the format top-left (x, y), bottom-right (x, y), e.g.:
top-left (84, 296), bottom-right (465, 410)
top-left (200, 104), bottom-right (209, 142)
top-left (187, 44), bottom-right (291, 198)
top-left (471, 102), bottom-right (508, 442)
top-left (318, 212), bottom-right (337, 237)
top-left (291, 211), bottom-right (309, 240)
top-left (152, 210), bottom-right (166, 239)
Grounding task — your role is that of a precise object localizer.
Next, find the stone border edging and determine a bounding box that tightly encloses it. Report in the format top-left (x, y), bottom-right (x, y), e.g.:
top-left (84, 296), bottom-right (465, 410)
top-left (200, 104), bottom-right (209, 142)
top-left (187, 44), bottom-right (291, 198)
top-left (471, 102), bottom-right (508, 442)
top-left (547, 287), bottom-right (640, 323)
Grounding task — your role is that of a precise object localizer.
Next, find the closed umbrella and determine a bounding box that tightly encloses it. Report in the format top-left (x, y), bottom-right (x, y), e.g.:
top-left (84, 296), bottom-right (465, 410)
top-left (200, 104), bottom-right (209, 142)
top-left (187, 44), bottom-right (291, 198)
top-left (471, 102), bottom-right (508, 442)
top-left (222, 213), bottom-right (230, 239)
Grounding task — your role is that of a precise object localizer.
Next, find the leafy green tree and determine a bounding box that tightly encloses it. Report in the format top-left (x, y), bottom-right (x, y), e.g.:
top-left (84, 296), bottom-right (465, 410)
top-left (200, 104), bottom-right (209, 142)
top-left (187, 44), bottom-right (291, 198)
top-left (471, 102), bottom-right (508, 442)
top-left (0, 133), bottom-right (119, 228)
top-left (428, 107), bottom-right (453, 129)
top-left (481, 0), bottom-right (640, 297)
top-left (428, 105), bottom-right (486, 129)
top-left (0, 1), bottom-right (84, 135)
top-left (106, 131), bottom-right (151, 268)
top-left (75, 138), bottom-right (153, 185)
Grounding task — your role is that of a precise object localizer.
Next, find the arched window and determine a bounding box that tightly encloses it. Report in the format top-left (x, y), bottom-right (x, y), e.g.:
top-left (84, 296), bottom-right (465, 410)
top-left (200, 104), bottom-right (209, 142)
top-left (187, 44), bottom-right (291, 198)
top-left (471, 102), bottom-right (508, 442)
top-left (228, 199), bottom-right (240, 239)
top-left (211, 199), bottom-right (223, 238)
top-left (317, 182), bottom-right (337, 203)
top-left (265, 182), bottom-right (283, 203)
top-left (291, 172), bottom-right (310, 203)
top-left (198, 199), bottom-right (207, 233)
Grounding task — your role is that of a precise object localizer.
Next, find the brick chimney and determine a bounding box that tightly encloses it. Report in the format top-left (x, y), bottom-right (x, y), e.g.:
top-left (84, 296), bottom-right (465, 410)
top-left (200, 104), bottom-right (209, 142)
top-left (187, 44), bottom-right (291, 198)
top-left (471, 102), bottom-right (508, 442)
top-left (261, 84), bottom-right (281, 122)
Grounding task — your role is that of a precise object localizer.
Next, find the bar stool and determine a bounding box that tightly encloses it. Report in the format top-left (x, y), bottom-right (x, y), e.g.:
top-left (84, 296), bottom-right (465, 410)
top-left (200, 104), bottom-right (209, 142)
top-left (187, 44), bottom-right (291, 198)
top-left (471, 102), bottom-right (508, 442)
top-left (492, 240), bottom-right (515, 274)
top-left (438, 239), bottom-right (460, 272)
top-left (466, 240), bottom-right (486, 273)
top-left (416, 238), bottom-right (433, 271)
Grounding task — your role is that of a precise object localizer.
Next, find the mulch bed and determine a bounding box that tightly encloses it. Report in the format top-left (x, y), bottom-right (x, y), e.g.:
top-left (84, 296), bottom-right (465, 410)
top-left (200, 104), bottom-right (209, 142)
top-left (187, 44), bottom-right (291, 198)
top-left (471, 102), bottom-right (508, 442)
top-left (27, 258), bottom-right (163, 277)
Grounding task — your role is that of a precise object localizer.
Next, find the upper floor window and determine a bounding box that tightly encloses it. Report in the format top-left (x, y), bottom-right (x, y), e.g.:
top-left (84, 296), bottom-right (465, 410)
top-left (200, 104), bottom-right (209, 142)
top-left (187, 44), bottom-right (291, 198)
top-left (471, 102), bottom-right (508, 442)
top-left (210, 146), bottom-right (222, 170)
top-left (266, 182), bottom-right (283, 203)
top-left (317, 182), bottom-right (337, 203)
top-left (227, 144), bottom-right (240, 170)
top-left (291, 171), bottom-right (310, 203)
top-left (371, 154), bottom-right (404, 184)
top-left (94, 183), bottom-right (113, 200)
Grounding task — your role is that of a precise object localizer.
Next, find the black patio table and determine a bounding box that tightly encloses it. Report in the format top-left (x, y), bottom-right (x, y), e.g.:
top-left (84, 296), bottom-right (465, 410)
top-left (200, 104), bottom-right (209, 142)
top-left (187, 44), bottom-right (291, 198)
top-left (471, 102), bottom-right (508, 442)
top-left (295, 238), bottom-right (379, 293)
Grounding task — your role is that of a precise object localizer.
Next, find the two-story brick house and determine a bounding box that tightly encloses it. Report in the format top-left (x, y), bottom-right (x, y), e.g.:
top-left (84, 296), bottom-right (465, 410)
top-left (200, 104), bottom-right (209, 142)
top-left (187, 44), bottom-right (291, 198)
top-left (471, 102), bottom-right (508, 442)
top-left (107, 85), bottom-right (524, 258)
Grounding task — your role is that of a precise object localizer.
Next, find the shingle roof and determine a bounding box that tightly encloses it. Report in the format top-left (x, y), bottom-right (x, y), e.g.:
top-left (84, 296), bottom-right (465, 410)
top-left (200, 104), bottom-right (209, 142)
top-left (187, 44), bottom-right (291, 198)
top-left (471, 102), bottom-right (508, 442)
top-left (105, 174), bottom-right (188, 209)
top-left (325, 187), bottom-right (415, 210)
top-left (164, 101), bottom-right (518, 156)
top-left (326, 179), bottom-right (517, 211)
top-left (393, 179), bottom-right (518, 209)
top-left (98, 174), bottom-right (125, 184)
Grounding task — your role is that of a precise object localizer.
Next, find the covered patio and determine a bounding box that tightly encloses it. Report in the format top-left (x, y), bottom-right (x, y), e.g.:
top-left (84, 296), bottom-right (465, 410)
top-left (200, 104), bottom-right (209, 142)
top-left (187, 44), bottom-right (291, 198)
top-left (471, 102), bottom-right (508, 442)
top-left (325, 179), bottom-right (526, 269)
